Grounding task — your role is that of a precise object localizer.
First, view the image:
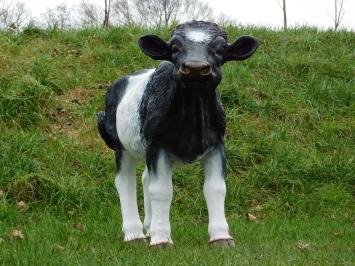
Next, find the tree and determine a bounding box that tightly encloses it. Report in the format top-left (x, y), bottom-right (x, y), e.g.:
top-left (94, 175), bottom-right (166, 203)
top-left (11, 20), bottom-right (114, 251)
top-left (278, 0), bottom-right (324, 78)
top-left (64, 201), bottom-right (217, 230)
top-left (0, 0), bottom-right (28, 31)
top-left (332, 0), bottom-right (345, 30)
top-left (182, 0), bottom-right (214, 21)
top-left (112, 0), bottom-right (134, 25)
top-left (103, 0), bottom-right (111, 27)
top-left (133, 0), bottom-right (214, 27)
top-left (215, 13), bottom-right (237, 27)
top-left (78, 0), bottom-right (102, 27)
top-left (42, 3), bottom-right (72, 29)
top-left (277, 0), bottom-right (287, 30)
top-left (78, 0), bottom-right (113, 28)
top-left (282, 0), bottom-right (287, 30)
top-left (134, 0), bottom-right (182, 27)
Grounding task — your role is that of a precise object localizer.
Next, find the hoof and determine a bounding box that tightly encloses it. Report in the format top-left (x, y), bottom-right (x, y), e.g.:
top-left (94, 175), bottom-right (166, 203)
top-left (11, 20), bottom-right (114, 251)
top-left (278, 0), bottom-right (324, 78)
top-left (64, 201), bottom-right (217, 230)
top-left (209, 239), bottom-right (235, 247)
top-left (149, 242), bottom-right (173, 249)
top-left (126, 238), bottom-right (147, 245)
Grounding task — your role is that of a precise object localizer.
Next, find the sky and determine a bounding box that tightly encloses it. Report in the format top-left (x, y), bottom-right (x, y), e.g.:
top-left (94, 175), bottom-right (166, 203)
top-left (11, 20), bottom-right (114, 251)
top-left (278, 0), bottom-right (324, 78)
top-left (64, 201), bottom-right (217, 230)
top-left (21, 0), bottom-right (355, 30)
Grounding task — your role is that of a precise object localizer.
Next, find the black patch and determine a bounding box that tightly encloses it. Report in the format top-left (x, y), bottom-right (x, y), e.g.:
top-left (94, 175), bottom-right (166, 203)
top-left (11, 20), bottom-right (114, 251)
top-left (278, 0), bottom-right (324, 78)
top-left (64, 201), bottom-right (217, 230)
top-left (98, 111), bottom-right (116, 150)
top-left (217, 144), bottom-right (227, 178)
top-left (97, 77), bottom-right (128, 151)
top-left (115, 149), bottom-right (123, 171)
top-left (139, 61), bottom-right (226, 171)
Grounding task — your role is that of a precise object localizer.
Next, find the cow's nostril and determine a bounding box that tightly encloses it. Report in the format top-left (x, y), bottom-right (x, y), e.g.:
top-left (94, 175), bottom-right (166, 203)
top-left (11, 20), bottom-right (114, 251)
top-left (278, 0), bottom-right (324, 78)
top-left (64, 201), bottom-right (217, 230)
top-left (201, 65), bottom-right (212, 76)
top-left (179, 61), bottom-right (212, 77)
top-left (181, 62), bottom-right (191, 75)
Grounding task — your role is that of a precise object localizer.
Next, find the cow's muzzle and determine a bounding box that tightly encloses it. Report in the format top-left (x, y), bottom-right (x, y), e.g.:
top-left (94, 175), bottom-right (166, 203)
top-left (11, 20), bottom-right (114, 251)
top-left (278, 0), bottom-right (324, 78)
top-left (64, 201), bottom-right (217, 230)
top-left (178, 60), bottom-right (212, 80)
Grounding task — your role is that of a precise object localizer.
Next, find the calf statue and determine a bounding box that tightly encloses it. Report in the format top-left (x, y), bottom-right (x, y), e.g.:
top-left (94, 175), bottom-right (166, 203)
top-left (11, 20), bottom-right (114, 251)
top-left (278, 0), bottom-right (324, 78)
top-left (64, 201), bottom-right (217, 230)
top-left (98, 21), bottom-right (258, 247)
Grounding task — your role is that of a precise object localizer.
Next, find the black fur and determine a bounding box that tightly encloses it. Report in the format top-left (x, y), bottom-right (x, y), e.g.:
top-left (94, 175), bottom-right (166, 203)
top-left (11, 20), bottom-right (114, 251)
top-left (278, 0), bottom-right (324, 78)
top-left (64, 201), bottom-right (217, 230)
top-left (98, 77), bottom-right (128, 152)
top-left (139, 61), bottom-right (226, 171)
top-left (217, 144), bottom-right (227, 177)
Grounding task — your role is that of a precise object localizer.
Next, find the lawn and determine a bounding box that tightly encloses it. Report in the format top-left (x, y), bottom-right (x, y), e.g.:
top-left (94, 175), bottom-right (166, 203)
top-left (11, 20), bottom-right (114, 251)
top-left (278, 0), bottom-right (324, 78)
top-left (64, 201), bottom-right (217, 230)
top-left (0, 25), bottom-right (354, 265)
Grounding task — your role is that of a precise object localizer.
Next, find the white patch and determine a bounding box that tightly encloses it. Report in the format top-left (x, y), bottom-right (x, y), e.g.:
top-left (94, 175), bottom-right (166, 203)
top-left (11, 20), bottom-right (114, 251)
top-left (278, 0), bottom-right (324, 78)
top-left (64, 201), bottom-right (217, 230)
top-left (142, 166), bottom-right (151, 236)
top-left (186, 30), bottom-right (211, 43)
top-left (115, 152), bottom-right (145, 241)
top-left (202, 149), bottom-right (233, 242)
top-left (116, 69), bottom-right (155, 159)
top-left (148, 151), bottom-right (174, 246)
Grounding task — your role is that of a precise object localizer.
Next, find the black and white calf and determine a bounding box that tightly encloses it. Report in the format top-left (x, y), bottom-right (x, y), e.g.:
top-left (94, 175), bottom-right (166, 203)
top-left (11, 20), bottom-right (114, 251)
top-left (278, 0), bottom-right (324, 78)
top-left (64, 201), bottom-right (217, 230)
top-left (98, 21), bottom-right (258, 247)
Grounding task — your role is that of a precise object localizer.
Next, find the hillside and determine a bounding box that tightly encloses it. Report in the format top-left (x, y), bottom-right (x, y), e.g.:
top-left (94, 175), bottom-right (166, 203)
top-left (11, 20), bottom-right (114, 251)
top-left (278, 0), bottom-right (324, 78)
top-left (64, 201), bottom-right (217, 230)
top-left (0, 26), bottom-right (354, 264)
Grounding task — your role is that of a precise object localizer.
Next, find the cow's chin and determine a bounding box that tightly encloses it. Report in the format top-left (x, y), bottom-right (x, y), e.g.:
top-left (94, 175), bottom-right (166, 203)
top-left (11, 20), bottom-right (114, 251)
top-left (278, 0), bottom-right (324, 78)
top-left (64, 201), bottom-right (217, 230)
top-left (176, 75), bottom-right (221, 91)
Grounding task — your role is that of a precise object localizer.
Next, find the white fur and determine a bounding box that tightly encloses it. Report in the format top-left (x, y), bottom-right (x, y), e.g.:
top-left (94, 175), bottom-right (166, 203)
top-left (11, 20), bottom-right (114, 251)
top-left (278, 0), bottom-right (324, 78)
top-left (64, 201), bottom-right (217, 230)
top-left (116, 69), bottom-right (155, 159)
top-left (115, 152), bottom-right (145, 241)
top-left (142, 166), bottom-right (151, 236)
top-left (148, 151), bottom-right (173, 246)
top-left (186, 30), bottom-right (211, 43)
top-left (202, 149), bottom-right (233, 242)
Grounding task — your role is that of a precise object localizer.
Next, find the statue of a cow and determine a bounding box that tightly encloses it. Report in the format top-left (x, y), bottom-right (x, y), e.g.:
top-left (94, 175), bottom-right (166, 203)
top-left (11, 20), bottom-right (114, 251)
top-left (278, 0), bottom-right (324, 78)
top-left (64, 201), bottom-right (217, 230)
top-left (98, 21), bottom-right (258, 247)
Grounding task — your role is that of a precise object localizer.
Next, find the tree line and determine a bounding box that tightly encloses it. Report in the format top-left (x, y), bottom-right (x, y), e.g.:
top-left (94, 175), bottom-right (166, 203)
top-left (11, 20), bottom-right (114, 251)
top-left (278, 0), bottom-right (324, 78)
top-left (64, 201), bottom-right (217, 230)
top-left (0, 0), bottom-right (347, 31)
top-left (0, 0), bottom-right (230, 31)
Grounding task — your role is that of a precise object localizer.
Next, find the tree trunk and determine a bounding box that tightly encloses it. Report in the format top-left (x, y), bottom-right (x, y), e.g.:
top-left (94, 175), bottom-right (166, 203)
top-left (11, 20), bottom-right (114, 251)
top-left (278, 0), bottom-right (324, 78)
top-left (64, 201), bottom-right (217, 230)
top-left (283, 0), bottom-right (287, 30)
top-left (103, 0), bottom-right (110, 28)
top-left (334, 0), bottom-right (345, 31)
top-left (334, 0), bottom-right (338, 30)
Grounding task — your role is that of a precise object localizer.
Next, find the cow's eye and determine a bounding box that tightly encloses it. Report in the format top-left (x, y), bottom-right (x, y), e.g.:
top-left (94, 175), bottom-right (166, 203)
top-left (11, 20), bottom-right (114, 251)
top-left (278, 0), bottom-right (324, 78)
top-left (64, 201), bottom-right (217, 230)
top-left (171, 44), bottom-right (180, 55)
top-left (216, 46), bottom-right (225, 56)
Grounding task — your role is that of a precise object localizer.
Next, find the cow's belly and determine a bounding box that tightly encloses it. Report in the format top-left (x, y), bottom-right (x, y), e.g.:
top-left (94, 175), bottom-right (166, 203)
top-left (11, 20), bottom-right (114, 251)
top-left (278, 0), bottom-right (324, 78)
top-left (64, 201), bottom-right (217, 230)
top-left (116, 69), bottom-right (155, 159)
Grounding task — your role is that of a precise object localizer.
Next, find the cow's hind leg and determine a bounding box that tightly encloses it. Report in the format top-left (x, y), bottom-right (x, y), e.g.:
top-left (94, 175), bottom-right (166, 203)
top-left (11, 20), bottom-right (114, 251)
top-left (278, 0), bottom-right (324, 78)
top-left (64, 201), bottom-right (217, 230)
top-left (142, 166), bottom-right (152, 237)
top-left (115, 151), bottom-right (145, 242)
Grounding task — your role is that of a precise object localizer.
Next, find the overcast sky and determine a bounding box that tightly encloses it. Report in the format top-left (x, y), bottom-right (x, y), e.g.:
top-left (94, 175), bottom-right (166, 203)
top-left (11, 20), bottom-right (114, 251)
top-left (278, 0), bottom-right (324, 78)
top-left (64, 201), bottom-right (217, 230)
top-left (21, 0), bottom-right (355, 30)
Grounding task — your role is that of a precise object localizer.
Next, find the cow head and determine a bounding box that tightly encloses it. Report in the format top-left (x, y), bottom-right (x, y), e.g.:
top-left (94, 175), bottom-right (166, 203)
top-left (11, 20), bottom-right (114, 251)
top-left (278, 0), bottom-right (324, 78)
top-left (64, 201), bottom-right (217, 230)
top-left (138, 21), bottom-right (258, 89)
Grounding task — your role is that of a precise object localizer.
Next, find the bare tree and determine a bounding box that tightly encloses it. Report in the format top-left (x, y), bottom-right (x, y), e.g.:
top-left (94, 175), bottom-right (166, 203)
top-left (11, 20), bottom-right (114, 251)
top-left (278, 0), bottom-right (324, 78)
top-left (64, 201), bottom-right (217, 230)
top-left (0, 0), bottom-right (29, 31)
top-left (42, 3), bottom-right (73, 29)
top-left (103, 0), bottom-right (111, 27)
top-left (182, 0), bottom-right (214, 21)
top-left (277, 0), bottom-right (287, 30)
top-left (332, 0), bottom-right (345, 30)
top-left (282, 0), bottom-right (287, 30)
top-left (78, 0), bottom-right (113, 28)
top-left (78, 0), bottom-right (102, 27)
top-left (111, 0), bottom-right (134, 25)
top-left (133, 0), bottom-right (214, 27)
top-left (215, 13), bottom-right (237, 27)
top-left (0, 0), bottom-right (12, 29)
top-left (134, 0), bottom-right (182, 27)
top-left (10, 1), bottom-right (27, 30)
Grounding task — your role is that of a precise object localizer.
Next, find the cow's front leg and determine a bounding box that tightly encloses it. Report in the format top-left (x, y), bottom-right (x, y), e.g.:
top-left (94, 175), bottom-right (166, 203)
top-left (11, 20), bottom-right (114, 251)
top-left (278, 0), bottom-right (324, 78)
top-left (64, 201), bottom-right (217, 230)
top-left (202, 145), bottom-right (234, 247)
top-left (147, 149), bottom-right (173, 246)
top-left (115, 151), bottom-right (145, 242)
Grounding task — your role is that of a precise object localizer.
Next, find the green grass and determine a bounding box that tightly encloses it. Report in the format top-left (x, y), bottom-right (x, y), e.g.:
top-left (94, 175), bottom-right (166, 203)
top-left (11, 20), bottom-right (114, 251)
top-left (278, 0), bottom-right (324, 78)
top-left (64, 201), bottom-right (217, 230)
top-left (0, 25), bottom-right (354, 265)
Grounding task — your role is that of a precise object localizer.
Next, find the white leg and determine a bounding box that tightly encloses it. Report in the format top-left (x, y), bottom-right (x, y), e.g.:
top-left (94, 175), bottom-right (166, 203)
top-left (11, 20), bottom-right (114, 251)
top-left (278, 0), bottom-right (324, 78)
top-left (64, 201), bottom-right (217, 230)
top-left (142, 166), bottom-right (152, 236)
top-left (202, 146), bottom-right (233, 242)
top-left (148, 150), bottom-right (173, 246)
top-left (115, 152), bottom-right (145, 241)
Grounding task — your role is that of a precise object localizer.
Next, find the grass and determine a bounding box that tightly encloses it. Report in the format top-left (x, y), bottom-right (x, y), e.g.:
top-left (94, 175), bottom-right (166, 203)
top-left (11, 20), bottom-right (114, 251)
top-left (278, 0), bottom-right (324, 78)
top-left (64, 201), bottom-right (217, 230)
top-left (0, 25), bottom-right (354, 265)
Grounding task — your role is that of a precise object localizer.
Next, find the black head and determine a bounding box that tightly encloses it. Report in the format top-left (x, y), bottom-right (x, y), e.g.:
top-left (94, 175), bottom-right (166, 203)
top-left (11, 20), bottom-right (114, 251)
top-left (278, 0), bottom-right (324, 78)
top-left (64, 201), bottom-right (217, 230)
top-left (138, 21), bottom-right (258, 89)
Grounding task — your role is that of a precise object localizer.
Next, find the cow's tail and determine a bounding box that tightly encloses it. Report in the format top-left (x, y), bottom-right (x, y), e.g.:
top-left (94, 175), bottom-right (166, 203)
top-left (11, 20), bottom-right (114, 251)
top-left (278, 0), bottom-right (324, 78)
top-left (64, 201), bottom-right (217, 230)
top-left (97, 111), bottom-right (117, 150)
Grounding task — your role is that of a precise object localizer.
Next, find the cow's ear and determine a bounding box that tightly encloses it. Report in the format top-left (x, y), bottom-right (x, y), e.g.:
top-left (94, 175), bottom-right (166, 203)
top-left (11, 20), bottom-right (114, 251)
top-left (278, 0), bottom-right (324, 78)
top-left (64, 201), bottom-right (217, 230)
top-left (222, 36), bottom-right (258, 64)
top-left (138, 35), bottom-right (171, 61)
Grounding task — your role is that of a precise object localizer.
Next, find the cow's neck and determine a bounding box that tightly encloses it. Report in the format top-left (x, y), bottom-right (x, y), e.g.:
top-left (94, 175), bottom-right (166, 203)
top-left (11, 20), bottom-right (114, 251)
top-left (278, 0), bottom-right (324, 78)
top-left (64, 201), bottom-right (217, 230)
top-left (161, 84), bottom-right (225, 161)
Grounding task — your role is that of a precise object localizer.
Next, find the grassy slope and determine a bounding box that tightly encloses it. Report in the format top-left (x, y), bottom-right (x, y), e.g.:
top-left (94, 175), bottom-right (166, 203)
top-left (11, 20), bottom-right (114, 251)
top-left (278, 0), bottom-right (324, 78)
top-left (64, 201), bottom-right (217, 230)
top-left (0, 26), bottom-right (354, 265)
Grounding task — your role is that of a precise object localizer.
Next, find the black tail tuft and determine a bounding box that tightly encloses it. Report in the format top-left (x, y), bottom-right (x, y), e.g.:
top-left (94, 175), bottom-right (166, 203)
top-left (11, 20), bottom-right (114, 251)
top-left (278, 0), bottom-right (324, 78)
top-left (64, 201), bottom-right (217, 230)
top-left (97, 111), bottom-right (118, 150)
